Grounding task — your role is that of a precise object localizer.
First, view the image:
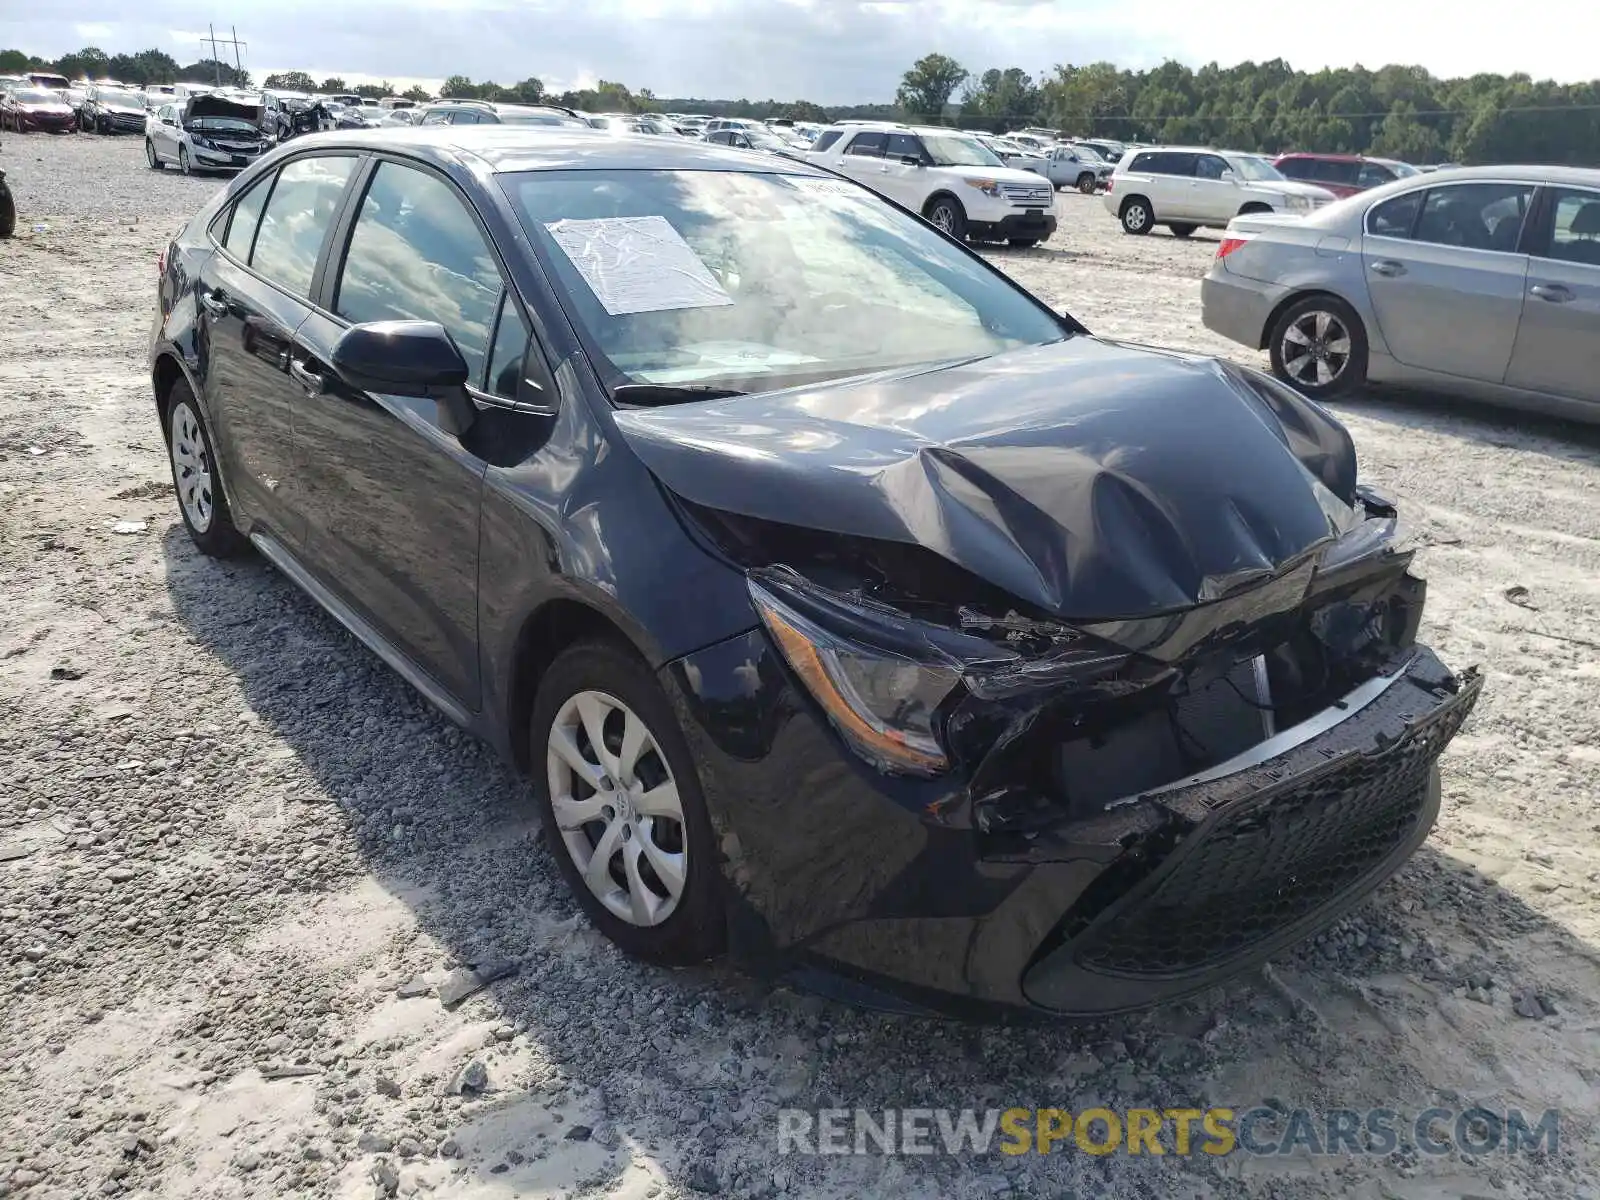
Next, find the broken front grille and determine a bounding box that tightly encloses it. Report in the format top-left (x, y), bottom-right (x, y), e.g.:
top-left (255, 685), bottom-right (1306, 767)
top-left (1063, 667), bottom-right (1480, 979)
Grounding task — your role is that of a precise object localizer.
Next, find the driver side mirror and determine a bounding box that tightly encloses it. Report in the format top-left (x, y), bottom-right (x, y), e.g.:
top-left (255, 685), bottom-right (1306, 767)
top-left (1220, 168), bottom-right (1237, 183)
top-left (330, 320), bottom-right (477, 436)
top-left (900, 154), bottom-right (922, 167)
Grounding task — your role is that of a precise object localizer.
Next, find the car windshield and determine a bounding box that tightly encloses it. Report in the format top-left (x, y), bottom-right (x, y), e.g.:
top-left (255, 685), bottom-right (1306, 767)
top-left (920, 133), bottom-right (1003, 168)
top-left (1391, 162), bottom-right (1421, 178)
top-left (505, 168), bottom-right (1065, 395)
top-left (746, 132), bottom-right (789, 150)
top-left (1072, 144), bottom-right (1106, 162)
top-left (503, 114), bottom-right (586, 127)
top-left (1227, 154), bottom-right (1286, 182)
top-left (101, 89), bottom-right (145, 106)
top-left (16, 89), bottom-right (56, 104)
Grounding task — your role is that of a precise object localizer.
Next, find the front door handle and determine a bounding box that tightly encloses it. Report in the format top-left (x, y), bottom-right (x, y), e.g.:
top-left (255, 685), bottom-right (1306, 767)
top-left (288, 360), bottom-right (327, 395)
top-left (1369, 259), bottom-right (1407, 277)
top-left (199, 291), bottom-right (228, 318)
top-left (1529, 283), bottom-right (1574, 303)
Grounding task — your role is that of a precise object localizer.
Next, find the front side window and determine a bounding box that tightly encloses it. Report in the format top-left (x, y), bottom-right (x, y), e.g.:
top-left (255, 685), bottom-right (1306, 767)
top-left (335, 161), bottom-right (502, 384)
top-left (884, 132), bottom-right (923, 161)
top-left (506, 168), bottom-right (1066, 396)
top-left (1195, 155), bottom-right (1229, 181)
top-left (420, 109), bottom-right (449, 125)
top-left (1413, 183), bottom-right (1534, 251)
top-left (845, 132), bottom-right (886, 158)
top-left (249, 156), bottom-right (357, 297)
top-left (1542, 189), bottom-right (1600, 265)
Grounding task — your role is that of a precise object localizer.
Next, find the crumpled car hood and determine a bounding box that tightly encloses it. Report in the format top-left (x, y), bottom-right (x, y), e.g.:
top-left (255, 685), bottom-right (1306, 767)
top-left (183, 94), bottom-right (264, 125)
top-left (615, 338), bottom-right (1360, 621)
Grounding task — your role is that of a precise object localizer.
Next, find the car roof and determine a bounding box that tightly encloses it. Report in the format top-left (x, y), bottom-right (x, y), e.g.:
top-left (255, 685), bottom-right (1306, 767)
top-left (272, 126), bottom-right (835, 176)
top-left (1276, 151), bottom-right (1366, 162)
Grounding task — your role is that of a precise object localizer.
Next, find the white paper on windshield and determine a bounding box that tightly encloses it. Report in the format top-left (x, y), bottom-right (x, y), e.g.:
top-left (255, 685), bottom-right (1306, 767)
top-left (544, 216), bottom-right (733, 316)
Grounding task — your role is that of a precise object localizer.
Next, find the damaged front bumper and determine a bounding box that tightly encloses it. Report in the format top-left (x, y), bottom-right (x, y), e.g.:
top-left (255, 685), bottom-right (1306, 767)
top-left (666, 625), bottom-right (1479, 1018)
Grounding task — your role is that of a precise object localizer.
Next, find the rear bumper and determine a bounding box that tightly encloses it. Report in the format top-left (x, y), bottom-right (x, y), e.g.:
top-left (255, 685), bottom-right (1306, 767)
top-left (970, 211), bottom-right (1057, 243)
top-left (1201, 270), bottom-right (1285, 350)
top-left (669, 623), bottom-right (1480, 1018)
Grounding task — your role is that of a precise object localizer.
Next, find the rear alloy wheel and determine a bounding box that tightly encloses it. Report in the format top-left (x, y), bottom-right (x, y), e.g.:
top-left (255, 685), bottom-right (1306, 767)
top-left (166, 381), bottom-right (248, 557)
top-left (924, 196), bottom-right (967, 241)
top-left (532, 641), bottom-right (724, 965)
top-left (146, 139), bottom-right (162, 169)
top-left (0, 178), bottom-right (15, 240)
top-left (1120, 197), bottom-right (1153, 235)
top-left (1269, 296), bottom-right (1369, 398)
top-left (178, 146), bottom-right (192, 175)
top-left (1076, 172), bottom-right (1097, 195)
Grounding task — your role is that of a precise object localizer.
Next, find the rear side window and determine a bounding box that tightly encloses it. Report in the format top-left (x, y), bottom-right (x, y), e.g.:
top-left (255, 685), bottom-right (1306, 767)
top-left (448, 109), bottom-right (481, 125)
top-left (223, 175), bottom-right (272, 259)
top-left (334, 160), bottom-right (502, 384)
top-left (1276, 158), bottom-right (1313, 179)
top-left (845, 132), bottom-right (886, 158)
top-left (420, 109), bottom-right (449, 125)
top-left (1367, 191), bottom-right (1424, 239)
top-left (1413, 183), bottom-right (1534, 252)
top-left (1130, 151), bottom-right (1195, 177)
top-left (1312, 159), bottom-right (1361, 186)
top-left (249, 156), bottom-right (357, 297)
top-left (812, 130), bottom-right (842, 153)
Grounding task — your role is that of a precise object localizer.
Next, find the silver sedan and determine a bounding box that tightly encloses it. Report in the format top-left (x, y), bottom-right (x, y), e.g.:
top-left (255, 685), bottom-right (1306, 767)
top-left (1201, 165), bottom-right (1600, 420)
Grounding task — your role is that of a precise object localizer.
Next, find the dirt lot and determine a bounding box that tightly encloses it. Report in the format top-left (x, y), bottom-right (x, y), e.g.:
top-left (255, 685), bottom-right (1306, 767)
top-left (2, 134), bottom-right (1598, 1200)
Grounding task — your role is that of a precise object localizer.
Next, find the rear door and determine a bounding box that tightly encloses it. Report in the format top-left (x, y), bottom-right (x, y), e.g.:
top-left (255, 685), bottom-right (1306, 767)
top-left (1504, 185), bottom-right (1600, 403)
top-left (291, 156), bottom-right (512, 706)
top-left (197, 154), bottom-right (360, 546)
top-left (1362, 180), bottom-right (1535, 383)
top-left (1142, 151), bottom-right (1198, 219)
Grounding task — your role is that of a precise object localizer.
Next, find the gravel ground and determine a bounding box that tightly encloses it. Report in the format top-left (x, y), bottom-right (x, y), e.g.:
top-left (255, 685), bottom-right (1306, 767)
top-left (2, 134), bottom-right (1599, 1200)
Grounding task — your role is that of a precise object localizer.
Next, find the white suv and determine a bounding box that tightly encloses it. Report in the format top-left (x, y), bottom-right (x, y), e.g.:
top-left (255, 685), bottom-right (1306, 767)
top-left (1105, 147), bottom-right (1336, 237)
top-left (806, 124), bottom-right (1057, 246)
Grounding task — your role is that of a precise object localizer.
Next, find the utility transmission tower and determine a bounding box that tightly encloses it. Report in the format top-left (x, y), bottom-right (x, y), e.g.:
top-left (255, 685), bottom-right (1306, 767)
top-left (189, 24), bottom-right (247, 85)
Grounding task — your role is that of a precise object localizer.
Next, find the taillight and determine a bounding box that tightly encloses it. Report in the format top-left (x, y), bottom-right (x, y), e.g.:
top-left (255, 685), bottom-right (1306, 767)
top-left (1216, 236), bottom-right (1251, 260)
top-left (1106, 178), bottom-right (1114, 193)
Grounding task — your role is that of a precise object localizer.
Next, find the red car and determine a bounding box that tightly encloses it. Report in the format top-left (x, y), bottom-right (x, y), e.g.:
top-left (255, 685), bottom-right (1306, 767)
top-left (1, 86), bottom-right (78, 133)
top-left (1272, 152), bottom-right (1418, 198)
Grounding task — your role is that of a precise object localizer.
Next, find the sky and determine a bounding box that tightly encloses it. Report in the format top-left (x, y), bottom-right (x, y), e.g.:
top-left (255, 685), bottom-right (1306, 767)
top-left (5, 0), bottom-right (1598, 102)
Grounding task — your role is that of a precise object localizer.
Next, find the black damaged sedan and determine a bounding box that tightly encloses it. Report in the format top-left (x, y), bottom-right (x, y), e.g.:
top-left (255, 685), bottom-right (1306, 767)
top-left (150, 128), bottom-right (1480, 1017)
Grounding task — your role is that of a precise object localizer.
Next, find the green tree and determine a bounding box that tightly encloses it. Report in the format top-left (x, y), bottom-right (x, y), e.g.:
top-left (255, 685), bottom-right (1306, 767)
top-left (778, 100), bottom-right (828, 123)
top-left (896, 53), bottom-right (968, 120)
top-left (0, 49), bottom-right (36, 74)
top-left (960, 67), bottom-right (1038, 125)
top-left (320, 76), bottom-right (348, 93)
top-left (264, 71), bottom-right (318, 92)
top-left (353, 81), bottom-right (390, 99)
top-left (440, 74), bottom-right (478, 99)
top-left (401, 84), bottom-right (433, 103)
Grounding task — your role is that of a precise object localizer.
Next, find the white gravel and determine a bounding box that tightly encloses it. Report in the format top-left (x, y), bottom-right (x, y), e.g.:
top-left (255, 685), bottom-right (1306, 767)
top-left (2, 134), bottom-right (1598, 1200)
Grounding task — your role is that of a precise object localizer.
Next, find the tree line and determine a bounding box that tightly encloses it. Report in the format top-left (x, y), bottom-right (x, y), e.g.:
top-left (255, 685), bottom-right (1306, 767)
top-left (897, 53), bottom-right (1600, 166)
top-left (10, 43), bottom-right (1599, 163)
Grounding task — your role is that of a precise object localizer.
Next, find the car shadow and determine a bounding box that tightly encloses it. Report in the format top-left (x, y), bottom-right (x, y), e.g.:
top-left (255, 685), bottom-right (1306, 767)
top-left (161, 526), bottom-right (1599, 1194)
top-left (1330, 383), bottom-right (1600, 466)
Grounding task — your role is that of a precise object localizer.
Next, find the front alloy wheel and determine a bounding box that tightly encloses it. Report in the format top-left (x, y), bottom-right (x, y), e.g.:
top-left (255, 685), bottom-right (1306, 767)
top-left (179, 146), bottom-right (192, 175)
top-left (169, 399), bottom-right (215, 533)
top-left (547, 690), bottom-right (688, 928)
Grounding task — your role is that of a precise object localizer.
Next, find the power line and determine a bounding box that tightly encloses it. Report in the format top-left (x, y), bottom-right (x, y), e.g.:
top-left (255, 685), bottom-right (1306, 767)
top-left (1046, 103), bottom-right (1600, 123)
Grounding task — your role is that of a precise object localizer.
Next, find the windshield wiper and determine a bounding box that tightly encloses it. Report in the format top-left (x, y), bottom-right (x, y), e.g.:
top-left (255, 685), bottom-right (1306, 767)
top-left (611, 383), bottom-right (749, 406)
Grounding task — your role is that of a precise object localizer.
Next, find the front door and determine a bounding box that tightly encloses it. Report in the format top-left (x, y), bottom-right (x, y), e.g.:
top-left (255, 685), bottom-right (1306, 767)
top-left (1504, 185), bottom-right (1600, 404)
top-left (1191, 153), bottom-right (1236, 223)
top-left (198, 155), bottom-right (359, 545)
top-left (1362, 181), bottom-right (1534, 383)
top-left (293, 157), bottom-right (509, 707)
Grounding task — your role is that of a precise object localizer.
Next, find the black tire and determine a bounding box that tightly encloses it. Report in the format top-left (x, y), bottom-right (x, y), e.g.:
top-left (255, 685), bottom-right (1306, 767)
top-left (924, 195), bottom-right (967, 241)
top-left (179, 146), bottom-right (192, 176)
top-left (1268, 294), bottom-right (1369, 399)
top-left (146, 139), bottom-right (162, 169)
top-left (1120, 196), bottom-right (1153, 235)
top-left (1008, 238), bottom-right (1039, 248)
top-left (1169, 224), bottom-right (1196, 238)
top-left (163, 378), bottom-right (249, 558)
top-left (1076, 172), bottom-right (1096, 195)
top-left (530, 639), bottom-right (725, 966)
top-left (0, 180), bottom-right (15, 240)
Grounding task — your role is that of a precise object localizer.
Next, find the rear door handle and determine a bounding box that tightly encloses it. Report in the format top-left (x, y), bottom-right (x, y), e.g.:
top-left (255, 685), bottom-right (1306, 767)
top-left (1369, 259), bottom-right (1407, 277)
top-left (288, 360), bottom-right (327, 395)
top-left (199, 292), bottom-right (228, 318)
top-left (1529, 283), bottom-right (1574, 303)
